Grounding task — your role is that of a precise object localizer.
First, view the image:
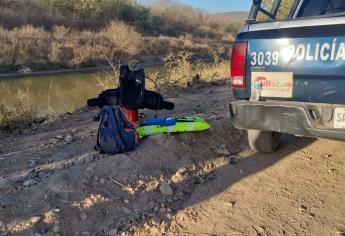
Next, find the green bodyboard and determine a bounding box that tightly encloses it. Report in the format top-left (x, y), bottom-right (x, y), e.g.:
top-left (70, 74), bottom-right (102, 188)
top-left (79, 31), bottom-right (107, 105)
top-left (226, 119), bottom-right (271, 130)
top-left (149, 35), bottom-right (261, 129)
top-left (137, 116), bottom-right (210, 138)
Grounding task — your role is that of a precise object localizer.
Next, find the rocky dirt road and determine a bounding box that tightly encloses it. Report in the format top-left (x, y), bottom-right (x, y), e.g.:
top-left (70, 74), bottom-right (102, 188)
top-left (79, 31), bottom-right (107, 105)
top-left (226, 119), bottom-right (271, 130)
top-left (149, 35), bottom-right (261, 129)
top-left (0, 83), bottom-right (345, 236)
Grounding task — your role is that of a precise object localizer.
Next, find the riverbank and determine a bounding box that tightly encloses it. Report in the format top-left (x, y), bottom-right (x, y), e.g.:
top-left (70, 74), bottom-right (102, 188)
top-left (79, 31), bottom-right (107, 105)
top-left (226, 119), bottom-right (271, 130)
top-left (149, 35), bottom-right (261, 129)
top-left (0, 59), bottom-right (163, 79)
top-left (0, 53), bottom-right (229, 131)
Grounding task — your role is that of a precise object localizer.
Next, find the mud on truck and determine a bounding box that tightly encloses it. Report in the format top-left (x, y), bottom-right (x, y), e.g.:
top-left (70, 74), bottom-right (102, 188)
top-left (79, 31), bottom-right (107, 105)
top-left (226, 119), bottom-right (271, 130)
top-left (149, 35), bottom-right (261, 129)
top-left (230, 0), bottom-right (345, 152)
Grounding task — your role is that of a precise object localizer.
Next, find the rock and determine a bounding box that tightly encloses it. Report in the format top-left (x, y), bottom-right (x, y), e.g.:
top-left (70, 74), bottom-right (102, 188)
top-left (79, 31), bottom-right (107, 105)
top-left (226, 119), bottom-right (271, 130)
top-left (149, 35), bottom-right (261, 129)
top-left (80, 212), bottom-right (87, 220)
top-left (55, 135), bottom-right (63, 140)
top-left (51, 138), bottom-right (60, 145)
top-left (23, 179), bottom-right (37, 187)
top-left (107, 228), bottom-right (118, 236)
top-left (71, 129), bottom-right (77, 133)
top-left (159, 208), bottom-right (166, 214)
top-left (171, 167), bottom-right (188, 183)
top-left (151, 216), bottom-right (161, 226)
top-left (81, 231), bottom-right (90, 236)
top-left (299, 205), bottom-right (307, 213)
top-left (30, 216), bottom-right (42, 224)
top-left (159, 183), bottom-right (173, 196)
top-left (227, 201), bottom-right (236, 208)
top-left (216, 145), bottom-right (231, 156)
top-left (122, 207), bottom-right (132, 214)
top-left (52, 225), bottom-right (60, 233)
top-left (85, 167), bottom-right (95, 180)
top-left (65, 135), bottom-right (73, 143)
top-left (255, 226), bottom-right (267, 235)
top-left (123, 199), bottom-right (130, 204)
top-left (0, 178), bottom-right (15, 193)
top-left (29, 159), bottom-right (38, 167)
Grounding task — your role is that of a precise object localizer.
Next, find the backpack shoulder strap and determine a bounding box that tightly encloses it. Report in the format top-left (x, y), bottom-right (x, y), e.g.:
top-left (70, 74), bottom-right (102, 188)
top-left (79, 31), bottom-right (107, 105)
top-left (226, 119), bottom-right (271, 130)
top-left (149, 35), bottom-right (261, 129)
top-left (111, 106), bottom-right (127, 151)
top-left (94, 110), bottom-right (104, 153)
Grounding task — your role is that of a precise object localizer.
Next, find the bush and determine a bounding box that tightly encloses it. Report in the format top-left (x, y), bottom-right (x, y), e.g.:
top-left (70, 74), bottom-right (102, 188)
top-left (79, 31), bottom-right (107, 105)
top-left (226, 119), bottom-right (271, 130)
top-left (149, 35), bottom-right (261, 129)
top-left (150, 51), bottom-right (228, 90)
top-left (0, 89), bottom-right (46, 131)
top-left (102, 21), bottom-right (143, 56)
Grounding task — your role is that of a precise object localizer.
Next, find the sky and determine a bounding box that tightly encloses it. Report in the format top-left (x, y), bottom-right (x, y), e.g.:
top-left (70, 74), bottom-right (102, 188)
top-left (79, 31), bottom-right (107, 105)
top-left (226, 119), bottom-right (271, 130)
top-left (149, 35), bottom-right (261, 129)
top-left (177, 0), bottom-right (252, 12)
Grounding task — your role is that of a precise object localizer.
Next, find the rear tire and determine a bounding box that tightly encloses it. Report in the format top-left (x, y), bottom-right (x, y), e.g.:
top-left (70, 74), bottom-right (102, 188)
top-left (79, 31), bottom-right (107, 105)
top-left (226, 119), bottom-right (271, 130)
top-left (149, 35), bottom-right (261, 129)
top-left (247, 130), bottom-right (281, 153)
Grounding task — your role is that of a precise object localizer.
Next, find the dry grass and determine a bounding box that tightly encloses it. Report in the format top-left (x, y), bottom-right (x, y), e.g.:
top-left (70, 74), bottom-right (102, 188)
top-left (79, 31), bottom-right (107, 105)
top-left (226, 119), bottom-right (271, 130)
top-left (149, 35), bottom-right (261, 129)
top-left (149, 51), bottom-right (229, 90)
top-left (0, 21), bottom-right (230, 73)
top-left (102, 21), bottom-right (143, 56)
top-left (0, 0), bottom-right (239, 73)
top-left (0, 89), bottom-right (46, 131)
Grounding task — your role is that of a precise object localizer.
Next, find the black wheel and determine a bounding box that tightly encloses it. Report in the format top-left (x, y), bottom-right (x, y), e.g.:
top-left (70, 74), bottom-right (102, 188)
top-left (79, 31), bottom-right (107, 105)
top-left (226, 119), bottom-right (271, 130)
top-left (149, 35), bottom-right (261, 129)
top-left (247, 130), bottom-right (281, 153)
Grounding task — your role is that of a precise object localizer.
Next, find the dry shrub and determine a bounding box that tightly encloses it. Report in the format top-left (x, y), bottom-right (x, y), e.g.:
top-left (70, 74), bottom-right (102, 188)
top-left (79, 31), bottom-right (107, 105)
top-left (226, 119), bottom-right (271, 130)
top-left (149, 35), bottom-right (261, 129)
top-left (197, 53), bottom-right (229, 82)
top-left (96, 70), bottom-right (119, 90)
top-left (95, 56), bottom-right (120, 90)
top-left (52, 25), bottom-right (70, 40)
top-left (15, 25), bottom-right (49, 38)
top-left (164, 51), bottom-right (194, 88)
top-left (0, 89), bottom-right (45, 131)
top-left (151, 51), bottom-right (228, 90)
top-left (0, 21), bottom-right (228, 73)
top-left (144, 34), bottom-right (214, 57)
top-left (102, 21), bottom-right (142, 56)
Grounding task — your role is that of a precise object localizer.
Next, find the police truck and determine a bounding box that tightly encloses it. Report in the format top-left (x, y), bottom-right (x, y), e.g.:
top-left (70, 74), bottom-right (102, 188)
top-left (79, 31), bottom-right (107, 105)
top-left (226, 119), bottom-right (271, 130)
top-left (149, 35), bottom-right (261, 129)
top-left (230, 0), bottom-right (345, 152)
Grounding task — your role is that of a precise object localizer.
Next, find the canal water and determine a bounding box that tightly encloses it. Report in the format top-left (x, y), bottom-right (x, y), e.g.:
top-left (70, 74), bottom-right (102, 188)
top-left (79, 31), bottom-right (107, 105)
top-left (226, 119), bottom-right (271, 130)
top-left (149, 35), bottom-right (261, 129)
top-left (0, 71), bottom-right (118, 115)
top-left (0, 66), bottom-right (163, 115)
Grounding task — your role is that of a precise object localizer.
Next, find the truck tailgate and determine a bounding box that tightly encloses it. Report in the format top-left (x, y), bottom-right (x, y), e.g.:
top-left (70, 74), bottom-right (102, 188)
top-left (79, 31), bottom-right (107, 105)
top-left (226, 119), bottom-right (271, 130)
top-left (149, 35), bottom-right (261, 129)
top-left (246, 17), bottom-right (345, 103)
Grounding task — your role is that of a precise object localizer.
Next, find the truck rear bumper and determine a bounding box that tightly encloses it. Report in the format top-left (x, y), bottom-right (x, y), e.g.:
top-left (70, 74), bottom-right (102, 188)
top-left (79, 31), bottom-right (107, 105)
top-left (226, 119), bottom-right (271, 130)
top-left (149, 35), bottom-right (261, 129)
top-left (229, 100), bottom-right (345, 140)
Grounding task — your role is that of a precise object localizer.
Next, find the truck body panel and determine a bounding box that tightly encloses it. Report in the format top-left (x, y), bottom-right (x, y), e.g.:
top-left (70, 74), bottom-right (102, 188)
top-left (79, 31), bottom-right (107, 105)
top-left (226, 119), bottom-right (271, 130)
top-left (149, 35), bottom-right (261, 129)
top-left (230, 1), bottom-right (345, 142)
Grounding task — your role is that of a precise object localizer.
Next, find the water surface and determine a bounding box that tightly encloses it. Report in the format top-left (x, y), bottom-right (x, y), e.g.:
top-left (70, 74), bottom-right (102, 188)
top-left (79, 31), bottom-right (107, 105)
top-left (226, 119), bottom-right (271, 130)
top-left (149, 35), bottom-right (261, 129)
top-left (0, 71), bottom-right (115, 114)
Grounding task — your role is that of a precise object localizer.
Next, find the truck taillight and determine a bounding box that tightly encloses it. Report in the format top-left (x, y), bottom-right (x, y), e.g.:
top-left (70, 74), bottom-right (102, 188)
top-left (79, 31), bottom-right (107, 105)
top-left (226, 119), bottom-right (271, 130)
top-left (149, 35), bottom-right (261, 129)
top-left (230, 42), bottom-right (247, 88)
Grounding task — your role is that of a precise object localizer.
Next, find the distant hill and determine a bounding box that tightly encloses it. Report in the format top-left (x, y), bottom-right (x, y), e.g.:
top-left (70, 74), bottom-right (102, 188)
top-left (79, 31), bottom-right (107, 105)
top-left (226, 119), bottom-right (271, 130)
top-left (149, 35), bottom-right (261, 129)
top-left (209, 11), bottom-right (249, 24)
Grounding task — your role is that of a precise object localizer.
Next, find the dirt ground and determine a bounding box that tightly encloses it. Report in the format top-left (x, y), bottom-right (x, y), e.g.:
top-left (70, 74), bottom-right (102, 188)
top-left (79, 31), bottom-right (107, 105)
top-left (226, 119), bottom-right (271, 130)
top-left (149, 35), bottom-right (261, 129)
top-left (0, 83), bottom-right (345, 236)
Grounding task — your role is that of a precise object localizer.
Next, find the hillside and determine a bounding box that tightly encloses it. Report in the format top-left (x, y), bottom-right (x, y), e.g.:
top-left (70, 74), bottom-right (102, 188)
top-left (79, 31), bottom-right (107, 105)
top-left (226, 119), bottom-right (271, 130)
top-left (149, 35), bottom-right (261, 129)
top-left (0, 0), bottom-right (239, 74)
top-left (210, 11), bottom-right (249, 24)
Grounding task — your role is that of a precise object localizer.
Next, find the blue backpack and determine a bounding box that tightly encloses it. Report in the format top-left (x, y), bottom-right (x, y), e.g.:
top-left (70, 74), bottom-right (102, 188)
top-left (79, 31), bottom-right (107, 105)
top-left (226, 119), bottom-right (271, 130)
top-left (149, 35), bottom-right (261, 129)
top-left (95, 106), bottom-right (139, 154)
